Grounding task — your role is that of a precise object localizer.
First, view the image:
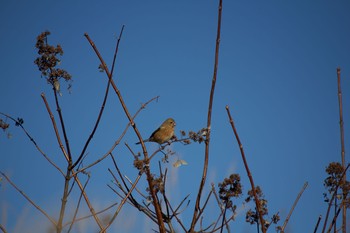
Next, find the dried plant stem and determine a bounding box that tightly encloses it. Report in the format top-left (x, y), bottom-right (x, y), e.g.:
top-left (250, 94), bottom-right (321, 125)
top-left (100, 154), bottom-right (142, 232)
top-left (225, 105), bottom-right (266, 233)
top-left (84, 32), bottom-right (165, 232)
top-left (72, 25), bottom-right (125, 169)
top-left (67, 175), bottom-right (90, 233)
top-left (0, 112), bottom-right (64, 176)
top-left (336, 67), bottom-right (347, 233)
top-left (77, 95), bottom-right (159, 174)
top-left (321, 163), bottom-right (350, 233)
top-left (281, 182), bottom-right (308, 232)
top-left (41, 94), bottom-right (70, 162)
top-left (189, 0), bottom-right (223, 230)
top-left (0, 171), bottom-right (57, 227)
top-left (0, 224), bottom-right (7, 233)
top-left (314, 215), bottom-right (322, 233)
top-left (71, 171), bottom-right (104, 230)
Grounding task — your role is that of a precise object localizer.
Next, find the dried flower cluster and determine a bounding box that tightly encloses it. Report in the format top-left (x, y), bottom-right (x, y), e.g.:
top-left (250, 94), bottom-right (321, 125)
top-left (34, 31), bottom-right (72, 93)
top-left (0, 119), bottom-right (9, 130)
top-left (179, 128), bottom-right (209, 145)
top-left (323, 162), bottom-right (350, 207)
top-left (218, 174), bottom-right (242, 209)
top-left (245, 186), bottom-right (279, 228)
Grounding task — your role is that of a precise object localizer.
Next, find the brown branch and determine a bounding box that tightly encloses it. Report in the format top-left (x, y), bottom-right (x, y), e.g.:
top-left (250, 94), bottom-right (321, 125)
top-left (67, 174), bottom-right (90, 233)
top-left (84, 32), bottom-right (165, 232)
top-left (101, 153), bottom-right (142, 232)
top-left (52, 84), bottom-right (73, 163)
top-left (314, 215), bottom-right (322, 233)
top-left (0, 171), bottom-right (57, 227)
top-left (71, 171), bottom-right (104, 230)
top-left (0, 224), bottom-right (7, 233)
top-left (190, 0), bottom-right (223, 230)
top-left (281, 182), bottom-right (308, 232)
top-left (77, 95), bottom-right (159, 174)
top-left (63, 202), bottom-right (118, 228)
top-left (40, 94), bottom-right (70, 162)
top-left (321, 163), bottom-right (350, 233)
top-left (225, 105), bottom-right (266, 233)
top-left (336, 67), bottom-right (347, 233)
top-left (72, 26), bottom-right (125, 169)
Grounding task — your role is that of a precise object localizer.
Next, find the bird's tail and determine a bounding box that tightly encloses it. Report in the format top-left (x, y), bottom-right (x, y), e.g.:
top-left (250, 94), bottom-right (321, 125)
top-left (135, 139), bottom-right (149, 145)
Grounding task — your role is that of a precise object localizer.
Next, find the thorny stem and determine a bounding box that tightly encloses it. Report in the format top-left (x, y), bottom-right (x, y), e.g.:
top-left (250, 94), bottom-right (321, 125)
top-left (84, 32), bottom-right (166, 233)
top-left (225, 105), bottom-right (266, 233)
top-left (190, 0), bottom-right (223, 231)
top-left (336, 67), bottom-right (347, 233)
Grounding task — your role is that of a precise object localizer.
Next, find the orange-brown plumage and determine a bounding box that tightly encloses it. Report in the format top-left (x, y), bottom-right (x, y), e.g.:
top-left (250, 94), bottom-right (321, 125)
top-left (136, 118), bottom-right (176, 144)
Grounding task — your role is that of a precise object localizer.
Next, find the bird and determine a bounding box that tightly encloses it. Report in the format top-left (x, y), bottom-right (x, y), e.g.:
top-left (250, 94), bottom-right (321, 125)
top-left (136, 118), bottom-right (176, 145)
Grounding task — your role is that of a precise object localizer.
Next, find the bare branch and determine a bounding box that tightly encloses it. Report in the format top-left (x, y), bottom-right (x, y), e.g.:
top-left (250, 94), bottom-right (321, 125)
top-left (84, 32), bottom-right (166, 232)
top-left (190, 0), bottom-right (223, 230)
top-left (0, 112), bottom-right (64, 176)
top-left (72, 26), bottom-right (125, 169)
top-left (336, 67), bottom-right (347, 233)
top-left (0, 171), bottom-right (57, 227)
top-left (281, 182), bottom-right (308, 232)
top-left (225, 105), bottom-right (266, 233)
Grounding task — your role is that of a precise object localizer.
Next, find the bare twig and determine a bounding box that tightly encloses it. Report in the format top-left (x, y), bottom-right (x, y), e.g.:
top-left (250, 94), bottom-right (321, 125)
top-left (85, 32), bottom-right (166, 232)
top-left (225, 105), bottom-right (266, 233)
top-left (0, 171), bottom-right (57, 227)
top-left (190, 0), bottom-right (223, 230)
top-left (321, 163), bottom-right (350, 233)
top-left (101, 153), bottom-right (142, 232)
top-left (314, 215), bottom-right (322, 233)
top-left (77, 95), bottom-right (159, 174)
top-left (0, 112), bottom-right (64, 176)
top-left (40, 94), bottom-right (70, 162)
top-left (336, 67), bottom-right (347, 233)
top-left (67, 174), bottom-right (90, 233)
top-left (0, 224), bottom-right (7, 233)
top-left (72, 26), bottom-right (125, 169)
top-left (281, 182), bottom-right (308, 232)
top-left (63, 202), bottom-right (119, 228)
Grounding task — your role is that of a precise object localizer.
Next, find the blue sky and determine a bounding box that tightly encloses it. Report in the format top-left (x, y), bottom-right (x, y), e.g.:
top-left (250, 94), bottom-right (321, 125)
top-left (1, 1), bottom-right (350, 232)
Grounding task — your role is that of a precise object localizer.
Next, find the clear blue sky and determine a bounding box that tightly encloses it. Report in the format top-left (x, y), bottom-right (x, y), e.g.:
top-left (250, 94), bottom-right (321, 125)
top-left (1, 1), bottom-right (350, 232)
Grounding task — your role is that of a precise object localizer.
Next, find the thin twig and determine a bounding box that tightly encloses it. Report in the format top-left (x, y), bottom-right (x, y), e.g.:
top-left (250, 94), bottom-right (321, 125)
top-left (190, 0), bottom-right (223, 230)
top-left (336, 67), bottom-right (347, 233)
top-left (314, 215), bottom-right (322, 233)
top-left (72, 26), bottom-right (125, 169)
top-left (101, 153), bottom-right (142, 232)
top-left (0, 171), bottom-right (57, 227)
top-left (85, 32), bottom-right (166, 232)
top-left (0, 224), bottom-right (7, 233)
top-left (71, 171), bottom-right (104, 230)
top-left (281, 182), bottom-right (308, 232)
top-left (0, 112), bottom-right (64, 176)
top-left (77, 95), bottom-right (159, 174)
top-left (41, 93), bottom-right (70, 162)
top-left (67, 174), bottom-right (90, 233)
top-left (225, 105), bottom-right (266, 233)
top-left (321, 163), bottom-right (350, 233)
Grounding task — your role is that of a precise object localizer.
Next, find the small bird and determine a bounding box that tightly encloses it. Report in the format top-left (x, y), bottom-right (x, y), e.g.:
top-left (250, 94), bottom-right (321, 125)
top-left (136, 118), bottom-right (176, 144)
